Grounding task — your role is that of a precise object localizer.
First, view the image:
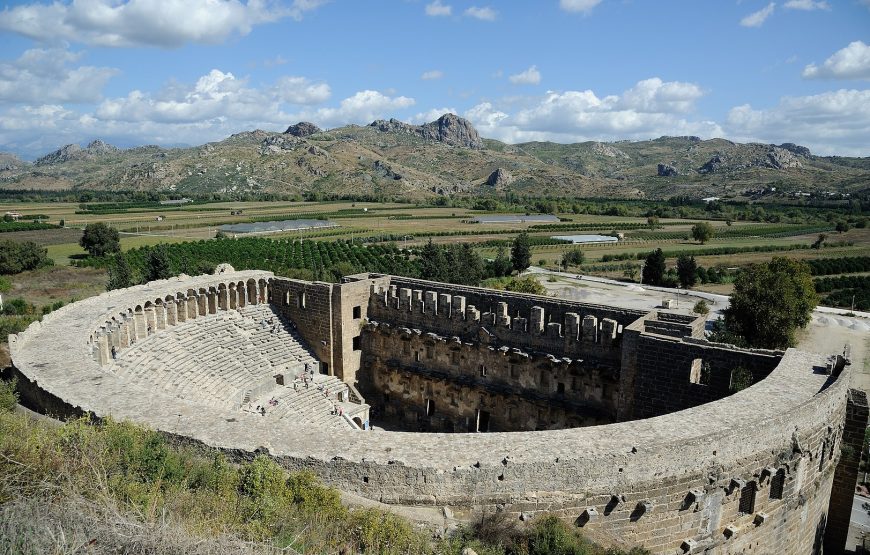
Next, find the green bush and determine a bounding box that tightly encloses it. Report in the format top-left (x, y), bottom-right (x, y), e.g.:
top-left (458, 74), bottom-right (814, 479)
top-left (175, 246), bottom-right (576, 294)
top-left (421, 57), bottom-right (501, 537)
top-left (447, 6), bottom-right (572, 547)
top-left (0, 378), bottom-right (17, 412)
top-left (0, 240), bottom-right (53, 275)
top-left (693, 300), bottom-right (710, 315)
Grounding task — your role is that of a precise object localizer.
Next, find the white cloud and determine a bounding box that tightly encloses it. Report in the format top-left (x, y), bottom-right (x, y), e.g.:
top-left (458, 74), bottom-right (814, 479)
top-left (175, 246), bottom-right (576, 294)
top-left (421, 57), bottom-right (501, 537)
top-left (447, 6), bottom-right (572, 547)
top-left (425, 0), bottom-right (452, 16)
top-left (93, 69), bottom-right (328, 126)
top-left (802, 41), bottom-right (870, 80)
top-left (421, 70), bottom-right (444, 80)
top-left (464, 6), bottom-right (497, 20)
top-left (783, 0), bottom-right (829, 10)
top-left (303, 90), bottom-right (415, 128)
top-left (726, 89), bottom-right (870, 156)
top-left (0, 48), bottom-right (117, 104)
top-left (508, 65), bottom-right (542, 85)
top-left (463, 77), bottom-right (721, 144)
top-left (559, 0), bottom-right (603, 14)
top-left (618, 78), bottom-right (705, 113)
top-left (740, 2), bottom-right (776, 27)
top-left (0, 0), bottom-right (325, 48)
top-left (410, 107), bottom-right (457, 124)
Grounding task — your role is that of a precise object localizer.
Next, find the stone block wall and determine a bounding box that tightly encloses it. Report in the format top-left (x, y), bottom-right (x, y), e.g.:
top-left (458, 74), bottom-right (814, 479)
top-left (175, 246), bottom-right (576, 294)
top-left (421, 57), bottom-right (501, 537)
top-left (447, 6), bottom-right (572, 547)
top-left (367, 277), bottom-right (641, 364)
top-left (624, 332), bottom-right (783, 419)
top-left (361, 322), bottom-right (617, 432)
top-left (825, 388), bottom-right (869, 553)
top-left (270, 278), bottom-right (336, 375)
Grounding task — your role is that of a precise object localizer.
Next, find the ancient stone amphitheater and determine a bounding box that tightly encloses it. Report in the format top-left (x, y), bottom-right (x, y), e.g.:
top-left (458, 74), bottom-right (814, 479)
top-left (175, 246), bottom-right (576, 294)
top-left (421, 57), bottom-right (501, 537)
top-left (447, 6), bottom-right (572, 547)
top-left (9, 268), bottom-right (866, 554)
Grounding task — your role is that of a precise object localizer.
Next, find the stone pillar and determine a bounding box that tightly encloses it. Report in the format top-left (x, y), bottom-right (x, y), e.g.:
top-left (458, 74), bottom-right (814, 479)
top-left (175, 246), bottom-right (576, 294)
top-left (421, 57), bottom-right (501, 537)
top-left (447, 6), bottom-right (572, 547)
top-left (108, 325), bottom-right (120, 349)
top-left (187, 296), bottom-right (198, 320)
top-left (126, 312), bottom-right (137, 341)
top-left (826, 389), bottom-right (869, 553)
top-left (466, 305), bottom-right (480, 322)
top-left (399, 288), bottom-right (412, 311)
top-left (198, 294), bottom-right (208, 316)
top-left (97, 333), bottom-right (111, 365)
top-left (218, 288), bottom-right (228, 311)
top-left (119, 319), bottom-right (131, 347)
top-left (530, 306), bottom-right (545, 334)
top-left (237, 285), bottom-right (246, 308)
top-left (600, 318), bottom-right (618, 347)
top-left (144, 307), bottom-right (156, 334)
top-left (228, 286), bottom-right (237, 310)
top-left (388, 285), bottom-right (398, 307)
top-left (424, 291), bottom-right (438, 316)
top-left (135, 311), bottom-right (147, 339)
top-left (452, 296), bottom-right (466, 319)
top-left (565, 312), bottom-right (580, 341)
top-left (438, 293), bottom-right (451, 317)
top-left (496, 302), bottom-right (510, 328)
top-left (512, 317), bottom-right (527, 332)
top-left (412, 290), bottom-right (424, 313)
top-left (582, 315), bottom-right (598, 343)
top-left (176, 299), bottom-right (187, 323)
top-left (547, 322), bottom-right (562, 338)
top-left (165, 301), bottom-right (177, 326)
top-left (208, 291), bottom-right (217, 314)
top-left (155, 305), bottom-right (166, 330)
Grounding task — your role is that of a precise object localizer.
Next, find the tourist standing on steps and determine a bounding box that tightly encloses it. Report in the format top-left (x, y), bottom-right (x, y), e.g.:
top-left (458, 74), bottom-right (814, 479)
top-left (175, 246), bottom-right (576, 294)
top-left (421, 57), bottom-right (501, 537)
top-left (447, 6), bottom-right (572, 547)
top-left (111, 346), bottom-right (117, 360)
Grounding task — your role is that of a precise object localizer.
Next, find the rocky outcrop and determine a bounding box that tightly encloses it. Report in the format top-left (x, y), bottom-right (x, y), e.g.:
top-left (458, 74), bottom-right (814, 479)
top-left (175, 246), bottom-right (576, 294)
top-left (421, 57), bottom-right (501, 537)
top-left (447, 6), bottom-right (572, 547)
top-left (698, 155), bottom-right (725, 174)
top-left (35, 139), bottom-right (120, 165)
top-left (657, 163), bottom-right (679, 177)
top-left (486, 168), bottom-right (513, 187)
top-left (777, 143), bottom-right (811, 158)
top-left (373, 160), bottom-right (402, 180)
top-left (370, 114), bottom-right (484, 149)
top-left (284, 122), bottom-right (322, 138)
top-left (766, 146), bottom-right (803, 169)
top-left (420, 114), bottom-right (484, 149)
top-left (0, 153), bottom-right (25, 172)
top-left (591, 142), bottom-right (629, 159)
top-left (260, 135), bottom-right (302, 155)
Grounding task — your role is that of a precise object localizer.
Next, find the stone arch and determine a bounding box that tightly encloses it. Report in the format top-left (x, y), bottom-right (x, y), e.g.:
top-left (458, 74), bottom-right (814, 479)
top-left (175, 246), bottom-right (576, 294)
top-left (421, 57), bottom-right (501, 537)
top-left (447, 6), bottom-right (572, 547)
top-left (353, 416), bottom-right (364, 429)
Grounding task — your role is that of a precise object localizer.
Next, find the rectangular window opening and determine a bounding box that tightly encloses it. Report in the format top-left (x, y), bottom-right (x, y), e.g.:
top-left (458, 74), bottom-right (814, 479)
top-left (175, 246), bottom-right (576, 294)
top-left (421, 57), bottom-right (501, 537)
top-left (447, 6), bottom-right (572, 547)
top-left (352, 305), bottom-right (361, 319)
top-left (738, 482), bottom-right (756, 515)
top-left (352, 335), bottom-right (361, 351)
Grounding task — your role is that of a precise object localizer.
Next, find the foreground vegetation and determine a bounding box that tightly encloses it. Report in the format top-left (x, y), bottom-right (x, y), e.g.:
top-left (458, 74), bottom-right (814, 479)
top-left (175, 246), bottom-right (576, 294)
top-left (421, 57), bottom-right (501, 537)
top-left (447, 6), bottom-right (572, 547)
top-left (0, 379), bottom-right (645, 555)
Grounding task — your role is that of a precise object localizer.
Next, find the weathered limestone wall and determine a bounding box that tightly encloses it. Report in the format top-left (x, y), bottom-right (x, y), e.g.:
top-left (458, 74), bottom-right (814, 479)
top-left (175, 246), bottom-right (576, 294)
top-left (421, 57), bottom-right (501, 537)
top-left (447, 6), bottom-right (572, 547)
top-left (367, 277), bottom-right (640, 364)
top-left (269, 278), bottom-right (335, 375)
top-left (624, 330), bottom-right (782, 420)
top-left (361, 322), bottom-right (616, 432)
top-left (826, 389), bottom-right (869, 553)
top-left (331, 274), bottom-right (391, 385)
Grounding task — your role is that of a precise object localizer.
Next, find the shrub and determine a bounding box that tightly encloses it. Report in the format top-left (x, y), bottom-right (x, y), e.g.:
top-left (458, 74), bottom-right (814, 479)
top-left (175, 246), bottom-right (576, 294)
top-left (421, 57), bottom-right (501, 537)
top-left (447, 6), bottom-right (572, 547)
top-left (0, 378), bottom-right (17, 412)
top-left (693, 300), bottom-right (710, 315)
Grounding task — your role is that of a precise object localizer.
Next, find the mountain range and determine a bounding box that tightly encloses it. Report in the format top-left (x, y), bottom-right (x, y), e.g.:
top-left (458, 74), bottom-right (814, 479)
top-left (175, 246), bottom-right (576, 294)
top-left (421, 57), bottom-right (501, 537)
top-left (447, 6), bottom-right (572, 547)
top-left (1, 114), bottom-right (868, 199)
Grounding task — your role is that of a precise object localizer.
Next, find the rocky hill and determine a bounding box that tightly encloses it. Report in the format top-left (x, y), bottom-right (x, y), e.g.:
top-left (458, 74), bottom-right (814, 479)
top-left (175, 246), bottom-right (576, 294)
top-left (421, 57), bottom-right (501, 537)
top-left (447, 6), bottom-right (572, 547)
top-left (1, 114), bottom-right (867, 199)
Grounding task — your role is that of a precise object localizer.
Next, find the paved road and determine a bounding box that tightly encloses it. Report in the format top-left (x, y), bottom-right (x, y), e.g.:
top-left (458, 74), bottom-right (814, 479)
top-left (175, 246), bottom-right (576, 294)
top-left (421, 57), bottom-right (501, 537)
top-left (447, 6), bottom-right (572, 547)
top-left (849, 495), bottom-right (870, 552)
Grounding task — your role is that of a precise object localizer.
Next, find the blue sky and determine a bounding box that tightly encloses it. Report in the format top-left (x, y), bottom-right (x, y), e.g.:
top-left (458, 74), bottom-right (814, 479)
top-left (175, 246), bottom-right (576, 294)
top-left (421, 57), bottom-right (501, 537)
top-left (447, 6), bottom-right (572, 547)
top-left (1, 0), bottom-right (869, 158)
